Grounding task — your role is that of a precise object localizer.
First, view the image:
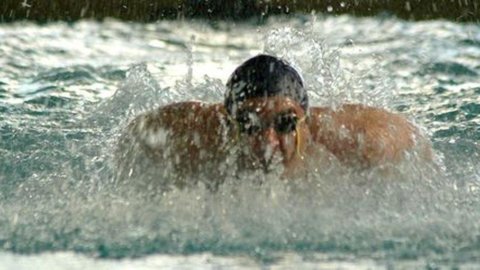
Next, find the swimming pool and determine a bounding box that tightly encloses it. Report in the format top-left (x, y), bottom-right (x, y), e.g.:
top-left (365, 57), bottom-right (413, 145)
top-left (1, 15), bottom-right (479, 269)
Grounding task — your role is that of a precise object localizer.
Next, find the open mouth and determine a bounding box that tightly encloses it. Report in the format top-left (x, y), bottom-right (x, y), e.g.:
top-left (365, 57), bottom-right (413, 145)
top-left (260, 158), bottom-right (272, 173)
top-left (257, 152), bottom-right (283, 173)
top-left (239, 144), bottom-right (283, 173)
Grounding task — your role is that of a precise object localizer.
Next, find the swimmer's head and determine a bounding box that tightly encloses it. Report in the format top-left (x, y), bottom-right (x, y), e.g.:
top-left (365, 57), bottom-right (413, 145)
top-left (224, 54), bottom-right (308, 116)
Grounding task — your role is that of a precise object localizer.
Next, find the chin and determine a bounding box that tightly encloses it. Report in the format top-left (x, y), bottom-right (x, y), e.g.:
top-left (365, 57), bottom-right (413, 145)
top-left (236, 146), bottom-right (287, 173)
top-left (257, 156), bottom-right (286, 174)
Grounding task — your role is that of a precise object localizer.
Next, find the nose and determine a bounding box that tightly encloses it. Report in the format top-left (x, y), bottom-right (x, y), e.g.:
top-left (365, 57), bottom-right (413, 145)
top-left (259, 126), bottom-right (279, 149)
top-left (252, 127), bottom-right (280, 165)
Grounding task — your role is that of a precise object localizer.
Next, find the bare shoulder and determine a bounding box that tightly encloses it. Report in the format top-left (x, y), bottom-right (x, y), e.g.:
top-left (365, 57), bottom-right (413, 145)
top-left (307, 104), bottom-right (432, 166)
top-left (116, 101), bottom-right (235, 187)
top-left (129, 101), bottom-right (216, 129)
top-left (308, 104), bottom-right (415, 139)
top-left (127, 101), bottom-right (230, 148)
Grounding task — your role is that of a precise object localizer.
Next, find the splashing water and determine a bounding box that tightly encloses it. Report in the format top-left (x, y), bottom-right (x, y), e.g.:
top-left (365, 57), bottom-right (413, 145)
top-left (1, 16), bottom-right (480, 268)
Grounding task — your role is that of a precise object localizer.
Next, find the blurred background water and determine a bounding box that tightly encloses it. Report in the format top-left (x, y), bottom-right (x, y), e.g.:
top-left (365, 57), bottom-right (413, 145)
top-left (1, 9), bottom-right (480, 270)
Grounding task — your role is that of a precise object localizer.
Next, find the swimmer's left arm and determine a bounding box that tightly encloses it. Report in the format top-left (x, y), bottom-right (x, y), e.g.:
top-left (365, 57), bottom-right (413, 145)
top-left (308, 105), bottom-right (433, 167)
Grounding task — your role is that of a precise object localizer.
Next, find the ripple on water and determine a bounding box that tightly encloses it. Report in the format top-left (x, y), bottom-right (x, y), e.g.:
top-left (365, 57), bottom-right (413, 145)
top-left (421, 62), bottom-right (478, 77)
top-left (460, 38), bottom-right (480, 47)
top-left (33, 66), bottom-right (97, 83)
top-left (24, 96), bottom-right (73, 108)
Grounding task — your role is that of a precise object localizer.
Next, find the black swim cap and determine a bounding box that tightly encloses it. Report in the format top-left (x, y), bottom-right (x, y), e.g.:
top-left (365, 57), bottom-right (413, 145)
top-left (224, 54), bottom-right (308, 116)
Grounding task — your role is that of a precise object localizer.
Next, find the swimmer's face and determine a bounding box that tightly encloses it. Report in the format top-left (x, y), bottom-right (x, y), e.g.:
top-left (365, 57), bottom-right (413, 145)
top-left (234, 96), bottom-right (309, 172)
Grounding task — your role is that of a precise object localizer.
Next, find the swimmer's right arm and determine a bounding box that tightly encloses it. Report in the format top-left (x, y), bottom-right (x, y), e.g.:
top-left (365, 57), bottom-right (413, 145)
top-left (125, 102), bottom-right (234, 164)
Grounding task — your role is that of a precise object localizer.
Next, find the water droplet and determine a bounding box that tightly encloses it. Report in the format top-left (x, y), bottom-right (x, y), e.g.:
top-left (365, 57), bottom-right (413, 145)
top-left (327, 6), bottom-right (333, 12)
top-left (405, 1), bottom-right (411, 11)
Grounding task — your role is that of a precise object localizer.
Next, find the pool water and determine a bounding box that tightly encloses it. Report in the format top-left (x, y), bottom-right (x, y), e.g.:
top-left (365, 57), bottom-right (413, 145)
top-left (1, 15), bottom-right (480, 269)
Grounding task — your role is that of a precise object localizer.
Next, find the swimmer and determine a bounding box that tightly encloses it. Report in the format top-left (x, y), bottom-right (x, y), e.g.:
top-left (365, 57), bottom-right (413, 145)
top-left (119, 54), bottom-right (432, 184)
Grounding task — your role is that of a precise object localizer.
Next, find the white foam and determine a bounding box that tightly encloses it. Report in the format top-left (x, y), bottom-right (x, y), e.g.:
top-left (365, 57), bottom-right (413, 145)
top-left (135, 117), bottom-right (170, 149)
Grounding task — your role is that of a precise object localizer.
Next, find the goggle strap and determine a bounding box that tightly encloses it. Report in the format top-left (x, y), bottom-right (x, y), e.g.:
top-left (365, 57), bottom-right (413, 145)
top-left (295, 116), bottom-right (307, 158)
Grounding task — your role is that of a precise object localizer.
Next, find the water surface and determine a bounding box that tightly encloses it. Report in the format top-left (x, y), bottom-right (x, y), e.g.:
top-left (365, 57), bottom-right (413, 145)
top-left (1, 15), bottom-right (480, 269)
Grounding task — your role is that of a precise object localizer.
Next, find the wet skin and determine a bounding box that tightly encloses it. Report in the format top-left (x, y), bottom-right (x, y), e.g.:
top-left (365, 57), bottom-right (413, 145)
top-left (124, 96), bottom-right (432, 178)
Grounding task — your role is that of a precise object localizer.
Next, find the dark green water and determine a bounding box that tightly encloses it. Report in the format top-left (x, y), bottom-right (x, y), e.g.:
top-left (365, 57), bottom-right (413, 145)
top-left (1, 16), bottom-right (480, 269)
